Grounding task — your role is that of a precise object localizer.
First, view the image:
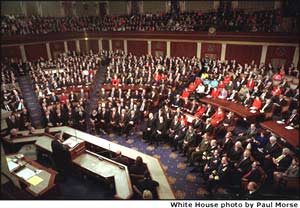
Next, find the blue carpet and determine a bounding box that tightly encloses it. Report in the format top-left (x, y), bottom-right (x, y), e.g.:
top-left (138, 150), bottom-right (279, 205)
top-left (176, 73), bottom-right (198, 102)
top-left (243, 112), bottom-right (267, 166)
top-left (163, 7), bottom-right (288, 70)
top-left (97, 128), bottom-right (206, 199)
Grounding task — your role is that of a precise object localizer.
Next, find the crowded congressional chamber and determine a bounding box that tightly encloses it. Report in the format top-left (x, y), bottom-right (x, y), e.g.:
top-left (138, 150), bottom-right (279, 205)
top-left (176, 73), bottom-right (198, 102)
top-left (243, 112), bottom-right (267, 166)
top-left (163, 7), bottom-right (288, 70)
top-left (1, 0), bottom-right (299, 200)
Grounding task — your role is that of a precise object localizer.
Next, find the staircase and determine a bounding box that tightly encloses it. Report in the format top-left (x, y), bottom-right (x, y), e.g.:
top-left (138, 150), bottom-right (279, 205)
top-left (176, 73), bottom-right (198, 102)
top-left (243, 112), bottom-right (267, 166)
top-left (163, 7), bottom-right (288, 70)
top-left (86, 64), bottom-right (107, 114)
top-left (18, 76), bottom-right (43, 129)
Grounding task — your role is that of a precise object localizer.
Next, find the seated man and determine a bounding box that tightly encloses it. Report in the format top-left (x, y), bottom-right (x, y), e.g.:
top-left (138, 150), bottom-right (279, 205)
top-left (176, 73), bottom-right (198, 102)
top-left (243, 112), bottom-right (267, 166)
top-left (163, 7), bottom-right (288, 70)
top-left (150, 116), bottom-right (165, 146)
top-left (143, 113), bottom-right (156, 142)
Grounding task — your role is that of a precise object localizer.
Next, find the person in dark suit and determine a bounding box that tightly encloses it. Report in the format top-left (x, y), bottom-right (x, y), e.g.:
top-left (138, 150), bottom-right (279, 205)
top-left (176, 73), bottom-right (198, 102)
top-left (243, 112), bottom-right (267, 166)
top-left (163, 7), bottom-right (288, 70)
top-left (228, 141), bottom-right (244, 164)
top-left (99, 106), bottom-right (109, 133)
top-left (260, 98), bottom-right (273, 113)
top-left (118, 109), bottom-right (127, 135)
top-left (237, 123), bottom-right (258, 145)
top-left (283, 109), bottom-right (299, 127)
top-left (220, 131), bottom-right (234, 155)
top-left (123, 110), bottom-right (137, 139)
top-left (205, 156), bottom-right (230, 195)
top-left (202, 104), bottom-right (215, 120)
top-left (171, 94), bottom-right (182, 108)
top-left (143, 113), bottom-right (156, 142)
top-left (51, 133), bottom-right (71, 180)
top-left (181, 126), bottom-right (196, 156)
top-left (167, 115), bottom-right (180, 144)
top-left (200, 118), bottom-right (213, 136)
top-left (112, 151), bottom-right (131, 166)
top-left (242, 161), bottom-right (264, 184)
top-left (236, 150), bottom-right (252, 174)
top-left (129, 156), bottom-right (148, 185)
top-left (171, 120), bottom-right (187, 152)
top-left (133, 171), bottom-right (159, 199)
top-left (243, 181), bottom-right (261, 200)
top-left (108, 107), bottom-right (119, 133)
top-left (90, 109), bottom-right (99, 133)
top-left (264, 136), bottom-right (282, 159)
top-left (151, 116), bottom-right (166, 146)
top-left (75, 107), bottom-right (86, 131)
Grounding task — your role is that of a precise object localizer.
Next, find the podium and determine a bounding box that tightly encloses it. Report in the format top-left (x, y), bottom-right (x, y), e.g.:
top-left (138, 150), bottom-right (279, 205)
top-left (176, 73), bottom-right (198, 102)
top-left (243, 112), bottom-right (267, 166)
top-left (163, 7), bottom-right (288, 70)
top-left (63, 137), bottom-right (86, 160)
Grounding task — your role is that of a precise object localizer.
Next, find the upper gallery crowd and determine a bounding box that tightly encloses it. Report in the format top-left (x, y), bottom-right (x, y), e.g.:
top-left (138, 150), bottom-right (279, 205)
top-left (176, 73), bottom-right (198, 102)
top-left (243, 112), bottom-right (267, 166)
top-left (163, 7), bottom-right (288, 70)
top-left (1, 8), bottom-right (297, 36)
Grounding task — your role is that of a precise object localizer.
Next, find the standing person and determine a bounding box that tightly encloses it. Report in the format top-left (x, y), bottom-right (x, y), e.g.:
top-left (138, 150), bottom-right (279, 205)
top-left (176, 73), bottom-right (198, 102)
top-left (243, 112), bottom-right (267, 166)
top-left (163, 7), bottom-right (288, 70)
top-left (51, 133), bottom-right (71, 181)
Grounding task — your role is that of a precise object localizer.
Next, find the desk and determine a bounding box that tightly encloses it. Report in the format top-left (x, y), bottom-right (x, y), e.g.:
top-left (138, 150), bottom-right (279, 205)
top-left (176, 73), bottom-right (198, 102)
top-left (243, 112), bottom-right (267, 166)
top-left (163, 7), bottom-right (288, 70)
top-left (200, 97), bottom-right (262, 121)
top-left (11, 127), bottom-right (175, 199)
top-left (260, 121), bottom-right (299, 148)
top-left (101, 84), bottom-right (147, 91)
top-left (73, 150), bottom-right (133, 199)
top-left (1, 109), bottom-right (10, 130)
top-left (6, 154), bottom-right (57, 197)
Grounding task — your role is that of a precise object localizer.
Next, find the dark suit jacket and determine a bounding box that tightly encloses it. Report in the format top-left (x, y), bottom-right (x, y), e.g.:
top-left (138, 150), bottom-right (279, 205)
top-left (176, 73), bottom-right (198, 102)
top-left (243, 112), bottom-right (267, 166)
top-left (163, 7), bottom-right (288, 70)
top-left (264, 143), bottom-right (281, 158)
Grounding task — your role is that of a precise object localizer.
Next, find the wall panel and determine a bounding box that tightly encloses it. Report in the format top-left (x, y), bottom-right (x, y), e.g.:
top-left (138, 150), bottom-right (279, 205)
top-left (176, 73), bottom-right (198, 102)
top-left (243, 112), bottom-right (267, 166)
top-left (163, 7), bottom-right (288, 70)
top-left (201, 43), bottom-right (222, 60)
top-left (1, 46), bottom-right (22, 60)
top-left (88, 39), bottom-right (99, 53)
top-left (225, 44), bottom-right (262, 64)
top-left (67, 40), bottom-right (76, 52)
top-left (127, 40), bottom-right (148, 56)
top-left (49, 41), bottom-right (65, 59)
top-left (102, 39), bottom-right (109, 51)
top-left (112, 40), bottom-right (124, 51)
top-left (24, 44), bottom-right (47, 61)
top-left (143, 1), bottom-right (166, 14)
top-left (265, 46), bottom-right (295, 68)
top-left (171, 42), bottom-right (197, 58)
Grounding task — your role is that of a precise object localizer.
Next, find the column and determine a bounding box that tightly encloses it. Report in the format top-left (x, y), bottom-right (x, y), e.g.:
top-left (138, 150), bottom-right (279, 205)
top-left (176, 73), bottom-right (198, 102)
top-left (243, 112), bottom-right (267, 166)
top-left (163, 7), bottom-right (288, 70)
top-left (147, 40), bottom-right (151, 56)
top-left (76, 40), bottom-right (80, 52)
top-left (139, 1), bottom-right (144, 14)
top-left (20, 45), bottom-right (27, 62)
top-left (231, 1), bottom-right (238, 9)
top-left (106, 1), bottom-right (110, 15)
top-left (179, 1), bottom-right (185, 12)
top-left (213, 1), bottom-right (220, 11)
top-left (109, 39), bottom-right (112, 51)
top-left (127, 1), bottom-right (131, 15)
top-left (292, 46), bottom-right (299, 67)
top-left (274, 1), bottom-right (282, 9)
top-left (60, 1), bottom-right (65, 17)
top-left (36, 2), bottom-right (43, 16)
top-left (124, 40), bottom-right (128, 54)
top-left (95, 2), bottom-right (100, 16)
top-left (20, 2), bottom-right (27, 16)
top-left (98, 39), bottom-right (103, 52)
top-left (166, 41), bottom-right (171, 57)
top-left (46, 43), bottom-right (52, 60)
top-left (64, 41), bottom-right (68, 53)
top-left (196, 42), bottom-right (202, 59)
top-left (165, 1), bottom-right (171, 13)
top-left (221, 43), bottom-right (226, 62)
top-left (260, 45), bottom-right (268, 64)
top-left (72, 1), bottom-right (77, 16)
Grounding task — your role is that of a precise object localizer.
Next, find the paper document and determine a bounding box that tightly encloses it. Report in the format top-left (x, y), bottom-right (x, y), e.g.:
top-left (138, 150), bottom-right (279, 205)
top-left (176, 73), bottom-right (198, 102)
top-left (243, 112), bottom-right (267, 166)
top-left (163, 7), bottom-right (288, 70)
top-left (285, 126), bottom-right (294, 130)
top-left (27, 175), bottom-right (44, 186)
top-left (276, 120), bottom-right (285, 124)
top-left (7, 160), bottom-right (20, 172)
top-left (63, 137), bottom-right (79, 148)
top-left (16, 167), bottom-right (36, 180)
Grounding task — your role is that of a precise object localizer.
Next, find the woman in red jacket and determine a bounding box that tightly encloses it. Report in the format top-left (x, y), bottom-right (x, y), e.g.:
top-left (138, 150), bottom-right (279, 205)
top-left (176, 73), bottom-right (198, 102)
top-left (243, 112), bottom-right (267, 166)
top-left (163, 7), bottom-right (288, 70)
top-left (211, 87), bottom-right (219, 98)
top-left (210, 107), bottom-right (225, 127)
top-left (251, 96), bottom-right (262, 110)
